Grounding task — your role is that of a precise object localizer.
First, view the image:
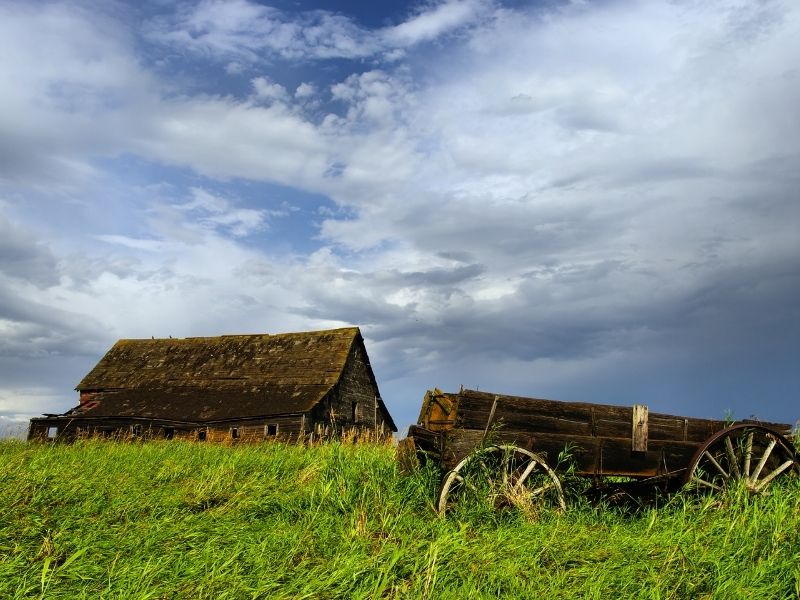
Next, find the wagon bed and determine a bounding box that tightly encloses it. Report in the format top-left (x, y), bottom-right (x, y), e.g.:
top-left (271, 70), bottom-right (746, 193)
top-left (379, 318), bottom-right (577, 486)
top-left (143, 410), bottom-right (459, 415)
top-left (401, 388), bottom-right (799, 512)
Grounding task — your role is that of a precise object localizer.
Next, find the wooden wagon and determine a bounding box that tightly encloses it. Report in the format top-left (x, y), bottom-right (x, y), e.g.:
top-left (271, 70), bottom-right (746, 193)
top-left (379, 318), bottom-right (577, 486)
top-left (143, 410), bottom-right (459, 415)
top-left (398, 388), bottom-right (800, 513)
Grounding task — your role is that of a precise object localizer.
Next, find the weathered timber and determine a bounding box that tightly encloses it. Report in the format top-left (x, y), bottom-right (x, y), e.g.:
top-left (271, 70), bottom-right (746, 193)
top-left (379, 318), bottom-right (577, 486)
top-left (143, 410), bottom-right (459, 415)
top-left (431, 389), bottom-right (789, 442)
top-left (407, 425), bottom-right (440, 458)
top-left (27, 413), bottom-right (309, 443)
top-left (481, 395), bottom-right (499, 442)
top-left (405, 388), bottom-right (794, 483)
top-left (440, 427), bottom-right (699, 476)
top-left (417, 388), bottom-right (458, 431)
top-left (632, 404), bottom-right (648, 452)
top-left (456, 390), bottom-right (637, 438)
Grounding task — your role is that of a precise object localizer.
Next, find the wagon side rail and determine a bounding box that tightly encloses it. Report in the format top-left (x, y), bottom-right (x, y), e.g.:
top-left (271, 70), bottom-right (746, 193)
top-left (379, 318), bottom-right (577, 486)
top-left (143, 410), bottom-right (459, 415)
top-left (408, 388), bottom-right (795, 480)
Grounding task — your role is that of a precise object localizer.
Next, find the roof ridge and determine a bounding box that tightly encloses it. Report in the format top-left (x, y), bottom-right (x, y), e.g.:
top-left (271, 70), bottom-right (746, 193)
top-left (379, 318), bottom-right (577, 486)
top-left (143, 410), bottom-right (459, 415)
top-left (115, 327), bottom-right (360, 343)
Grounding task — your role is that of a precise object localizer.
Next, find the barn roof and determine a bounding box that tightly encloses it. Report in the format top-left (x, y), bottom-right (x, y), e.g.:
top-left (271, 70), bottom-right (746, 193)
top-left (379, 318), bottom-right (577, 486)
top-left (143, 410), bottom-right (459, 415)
top-left (68, 327), bottom-right (386, 423)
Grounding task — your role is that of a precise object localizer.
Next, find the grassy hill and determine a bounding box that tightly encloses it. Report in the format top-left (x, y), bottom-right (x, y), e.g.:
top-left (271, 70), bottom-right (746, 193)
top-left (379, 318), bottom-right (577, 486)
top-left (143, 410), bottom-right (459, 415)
top-left (1, 439), bottom-right (798, 599)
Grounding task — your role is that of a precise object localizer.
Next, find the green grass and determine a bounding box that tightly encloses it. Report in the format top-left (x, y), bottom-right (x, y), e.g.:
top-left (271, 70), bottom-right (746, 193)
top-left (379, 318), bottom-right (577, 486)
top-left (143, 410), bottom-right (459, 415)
top-left (1, 439), bottom-right (798, 599)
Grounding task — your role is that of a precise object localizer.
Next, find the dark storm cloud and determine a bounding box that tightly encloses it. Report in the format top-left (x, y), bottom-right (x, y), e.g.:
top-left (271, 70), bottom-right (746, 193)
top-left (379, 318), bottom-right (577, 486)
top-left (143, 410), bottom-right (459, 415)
top-left (0, 285), bottom-right (107, 359)
top-left (609, 159), bottom-right (721, 186)
top-left (0, 217), bottom-right (60, 288)
top-left (395, 263), bottom-right (485, 287)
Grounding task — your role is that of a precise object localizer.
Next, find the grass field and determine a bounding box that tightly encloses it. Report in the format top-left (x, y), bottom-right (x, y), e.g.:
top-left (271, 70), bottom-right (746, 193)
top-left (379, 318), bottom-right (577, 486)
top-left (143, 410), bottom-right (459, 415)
top-left (1, 438), bottom-right (798, 599)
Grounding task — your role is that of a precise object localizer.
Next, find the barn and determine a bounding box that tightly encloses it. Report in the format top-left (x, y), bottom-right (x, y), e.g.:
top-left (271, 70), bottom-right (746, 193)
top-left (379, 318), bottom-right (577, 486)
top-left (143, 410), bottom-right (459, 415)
top-left (28, 327), bottom-right (396, 442)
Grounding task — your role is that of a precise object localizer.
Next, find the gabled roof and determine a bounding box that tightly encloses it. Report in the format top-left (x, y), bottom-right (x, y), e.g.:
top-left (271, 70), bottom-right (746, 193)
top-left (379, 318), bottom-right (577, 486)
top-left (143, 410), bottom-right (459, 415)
top-left (70, 327), bottom-right (381, 422)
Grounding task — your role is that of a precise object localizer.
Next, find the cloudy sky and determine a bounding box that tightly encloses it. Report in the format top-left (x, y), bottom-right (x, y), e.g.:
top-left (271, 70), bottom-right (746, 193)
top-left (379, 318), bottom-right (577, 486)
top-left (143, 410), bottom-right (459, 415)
top-left (1, 0), bottom-right (798, 435)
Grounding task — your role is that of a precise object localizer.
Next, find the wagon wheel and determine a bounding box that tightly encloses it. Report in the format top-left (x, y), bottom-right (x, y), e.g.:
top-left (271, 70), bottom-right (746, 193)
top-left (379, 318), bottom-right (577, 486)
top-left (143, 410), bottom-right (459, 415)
top-left (687, 424), bottom-right (800, 494)
top-left (437, 445), bottom-right (566, 515)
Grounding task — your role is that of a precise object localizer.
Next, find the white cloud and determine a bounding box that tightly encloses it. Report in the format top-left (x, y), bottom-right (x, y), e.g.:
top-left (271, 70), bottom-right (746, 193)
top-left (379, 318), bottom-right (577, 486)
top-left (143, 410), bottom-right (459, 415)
top-left (383, 0), bottom-right (491, 46)
top-left (251, 76), bottom-right (289, 103)
top-left (295, 82), bottom-right (315, 99)
top-left (225, 61), bottom-right (246, 75)
top-left (146, 0), bottom-right (377, 61)
top-left (182, 187), bottom-right (267, 237)
top-left (133, 96), bottom-right (331, 187)
top-left (146, 0), bottom-right (495, 64)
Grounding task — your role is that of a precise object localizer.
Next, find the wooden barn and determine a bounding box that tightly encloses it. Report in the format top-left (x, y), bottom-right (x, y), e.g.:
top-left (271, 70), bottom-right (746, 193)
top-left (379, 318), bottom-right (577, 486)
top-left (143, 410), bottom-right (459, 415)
top-left (28, 327), bottom-right (396, 442)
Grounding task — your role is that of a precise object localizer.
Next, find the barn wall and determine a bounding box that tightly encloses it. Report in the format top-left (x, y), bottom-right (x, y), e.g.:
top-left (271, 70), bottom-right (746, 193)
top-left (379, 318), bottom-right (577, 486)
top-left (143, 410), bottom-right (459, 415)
top-left (325, 341), bottom-right (391, 435)
top-left (28, 415), bottom-right (307, 443)
top-left (199, 416), bottom-right (306, 443)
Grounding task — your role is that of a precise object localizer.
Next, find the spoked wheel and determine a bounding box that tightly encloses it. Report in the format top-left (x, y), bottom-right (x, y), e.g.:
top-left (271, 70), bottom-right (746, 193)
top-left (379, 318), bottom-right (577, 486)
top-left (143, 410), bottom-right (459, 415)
top-left (687, 424), bottom-right (800, 494)
top-left (437, 444), bottom-right (566, 515)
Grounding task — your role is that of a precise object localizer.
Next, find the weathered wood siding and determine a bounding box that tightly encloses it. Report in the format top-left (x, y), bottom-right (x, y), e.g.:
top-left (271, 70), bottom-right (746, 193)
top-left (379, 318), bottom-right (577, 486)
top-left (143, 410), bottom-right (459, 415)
top-left (28, 415), bottom-right (307, 443)
top-left (322, 341), bottom-right (390, 434)
top-left (411, 389), bottom-right (793, 477)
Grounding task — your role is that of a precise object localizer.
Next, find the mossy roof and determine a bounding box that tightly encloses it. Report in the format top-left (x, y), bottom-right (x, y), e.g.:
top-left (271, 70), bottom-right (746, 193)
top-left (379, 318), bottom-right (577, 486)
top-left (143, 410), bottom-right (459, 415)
top-left (71, 327), bottom-right (367, 420)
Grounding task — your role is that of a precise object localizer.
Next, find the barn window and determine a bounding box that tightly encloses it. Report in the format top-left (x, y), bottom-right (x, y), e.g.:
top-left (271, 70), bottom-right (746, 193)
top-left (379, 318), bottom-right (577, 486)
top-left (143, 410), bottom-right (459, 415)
top-left (230, 427), bottom-right (239, 440)
top-left (131, 424), bottom-right (143, 437)
top-left (46, 426), bottom-right (58, 439)
top-left (163, 427), bottom-right (174, 440)
top-left (197, 429), bottom-right (207, 441)
top-left (265, 423), bottom-right (278, 437)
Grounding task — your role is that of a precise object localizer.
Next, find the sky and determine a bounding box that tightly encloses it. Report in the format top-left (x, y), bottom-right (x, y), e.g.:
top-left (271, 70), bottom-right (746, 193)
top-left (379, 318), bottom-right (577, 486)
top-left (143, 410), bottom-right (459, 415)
top-left (1, 0), bottom-right (798, 437)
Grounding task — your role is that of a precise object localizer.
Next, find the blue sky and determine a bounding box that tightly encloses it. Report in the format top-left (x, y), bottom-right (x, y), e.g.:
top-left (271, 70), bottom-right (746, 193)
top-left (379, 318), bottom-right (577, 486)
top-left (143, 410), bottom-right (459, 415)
top-left (1, 0), bottom-right (798, 436)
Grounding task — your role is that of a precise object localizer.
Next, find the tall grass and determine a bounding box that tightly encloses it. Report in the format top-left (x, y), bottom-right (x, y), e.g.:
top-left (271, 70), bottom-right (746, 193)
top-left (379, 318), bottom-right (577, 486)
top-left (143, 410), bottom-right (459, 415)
top-left (1, 439), bottom-right (798, 599)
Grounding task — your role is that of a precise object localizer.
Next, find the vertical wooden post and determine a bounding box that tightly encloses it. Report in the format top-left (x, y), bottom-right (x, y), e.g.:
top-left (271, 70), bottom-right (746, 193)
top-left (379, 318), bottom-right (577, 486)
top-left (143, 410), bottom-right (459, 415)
top-left (481, 396), bottom-right (499, 443)
top-left (632, 404), bottom-right (649, 452)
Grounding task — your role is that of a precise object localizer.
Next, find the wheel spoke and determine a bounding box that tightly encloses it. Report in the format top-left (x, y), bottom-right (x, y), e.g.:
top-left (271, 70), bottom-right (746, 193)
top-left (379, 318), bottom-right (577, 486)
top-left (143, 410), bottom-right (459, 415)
top-left (753, 459), bottom-right (795, 492)
top-left (514, 460), bottom-right (539, 489)
top-left (530, 482), bottom-right (554, 497)
top-left (502, 454), bottom-right (524, 487)
top-left (440, 446), bottom-right (565, 514)
top-left (703, 450), bottom-right (730, 479)
top-left (725, 436), bottom-right (741, 479)
top-left (742, 432), bottom-right (753, 478)
top-left (688, 426), bottom-right (797, 498)
top-left (455, 473), bottom-right (480, 493)
top-left (692, 476), bottom-right (722, 491)
top-left (750, 439), bottom-right (776, 482)
top-left (501, 463), bottom-right (510, 487)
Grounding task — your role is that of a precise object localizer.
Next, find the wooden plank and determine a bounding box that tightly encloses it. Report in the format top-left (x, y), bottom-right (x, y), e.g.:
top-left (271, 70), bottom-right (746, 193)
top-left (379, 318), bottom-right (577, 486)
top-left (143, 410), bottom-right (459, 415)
top-left (632, 404), bottom-right (648, 452)
top-left (455, 390), bottom-right (794, 442)
top-left (441, 427), bottom-right (700, 477)
top-left (456, 393), bottom-right (594, 435)
top-left (647, 414), bottom-right (686, 441)
top-left (407, 425), bottom-right (441, 458)
top-left (456, 392), bottom-right (640, 438)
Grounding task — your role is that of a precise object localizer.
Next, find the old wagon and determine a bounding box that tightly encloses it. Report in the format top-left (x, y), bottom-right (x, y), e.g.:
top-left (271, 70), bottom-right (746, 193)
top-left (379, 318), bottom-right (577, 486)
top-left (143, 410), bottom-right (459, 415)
top-left (399, 388), bottom-right (800, 513)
